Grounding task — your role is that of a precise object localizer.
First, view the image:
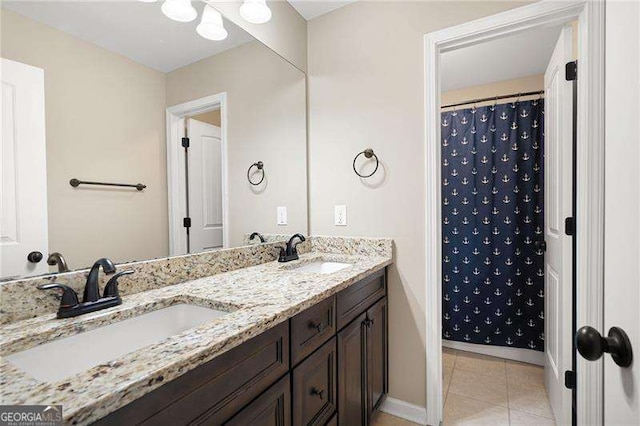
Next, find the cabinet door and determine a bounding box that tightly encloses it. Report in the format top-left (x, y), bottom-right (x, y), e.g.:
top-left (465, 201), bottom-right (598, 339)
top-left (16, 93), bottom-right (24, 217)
top-left (337, 312), bottom-right (366, 426)
top-left (223, 375), bottom-right (291, 426)
top-left (292, 337), bottom-right (337, 425)
top-left (366, 298), bottom-right (388, 421)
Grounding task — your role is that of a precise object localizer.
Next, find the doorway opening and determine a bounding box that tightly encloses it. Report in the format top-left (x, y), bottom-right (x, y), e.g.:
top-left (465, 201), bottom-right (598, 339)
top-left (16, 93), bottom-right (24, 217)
top-left (166, 93), bottom-right (229, 255)
top-left (424, 2), bottom-right (605, 425)
top-left (439, 22), bottom-right (574, 425)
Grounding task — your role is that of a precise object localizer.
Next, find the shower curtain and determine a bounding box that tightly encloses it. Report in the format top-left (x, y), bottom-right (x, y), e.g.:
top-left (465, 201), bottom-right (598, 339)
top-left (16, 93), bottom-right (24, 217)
top-left (441, 99), bottom-right (545, 351)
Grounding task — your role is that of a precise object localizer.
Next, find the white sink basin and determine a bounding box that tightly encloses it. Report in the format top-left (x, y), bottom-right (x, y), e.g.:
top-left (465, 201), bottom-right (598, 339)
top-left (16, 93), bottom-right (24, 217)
top-left (5, 304), bottom-right (229, 383)
top-left (293, 261), bottom-right (352, 274)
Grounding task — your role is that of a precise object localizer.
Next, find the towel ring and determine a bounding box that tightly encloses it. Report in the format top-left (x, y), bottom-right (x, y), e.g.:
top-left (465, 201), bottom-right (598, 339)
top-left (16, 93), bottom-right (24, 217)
top-left (353, 148), bottom-right (379, 178)
top-left (247, 161), bottom-right (265, 186)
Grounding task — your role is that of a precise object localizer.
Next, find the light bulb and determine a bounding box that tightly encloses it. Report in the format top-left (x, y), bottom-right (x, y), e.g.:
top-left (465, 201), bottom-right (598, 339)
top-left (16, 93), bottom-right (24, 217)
top-left (161, 0), bottom-right (197, 22)
top-left (239, 0), bottom-right (271, 24)
top-left (196, 5), bottom-right (228, 41)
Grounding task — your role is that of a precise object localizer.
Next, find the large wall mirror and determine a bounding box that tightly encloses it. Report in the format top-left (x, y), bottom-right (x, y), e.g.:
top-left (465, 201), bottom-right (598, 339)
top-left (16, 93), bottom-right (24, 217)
top-left (0, 1), bottom-right (308, 280)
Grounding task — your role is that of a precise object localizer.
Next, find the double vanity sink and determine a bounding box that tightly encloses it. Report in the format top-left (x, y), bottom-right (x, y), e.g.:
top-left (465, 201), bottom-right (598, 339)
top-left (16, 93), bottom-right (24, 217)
top-left (0, 252), bottom-right (388, 425)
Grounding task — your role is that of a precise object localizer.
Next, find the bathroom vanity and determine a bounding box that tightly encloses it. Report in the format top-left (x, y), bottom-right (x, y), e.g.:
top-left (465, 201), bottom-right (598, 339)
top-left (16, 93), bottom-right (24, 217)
top-left (96, 268), bottom-right (387, 426)
top-left (0, 237), bottom-right (392, 425)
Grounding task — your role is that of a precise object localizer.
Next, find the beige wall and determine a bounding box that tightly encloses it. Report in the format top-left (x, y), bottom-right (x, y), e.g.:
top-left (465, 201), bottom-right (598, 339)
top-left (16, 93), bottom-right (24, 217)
top-left (212, 1), bottom-right (307, 72)
top-left (442, 74), bottom-right (544, 109)
top-left (192, 109), bottom-right (222, 126)
top-left (166, 41), bottom-right (307, 247)
top-left (1, 10), bottom-right (168, 271)
top-left (307, 1), bottom-right (532, 406)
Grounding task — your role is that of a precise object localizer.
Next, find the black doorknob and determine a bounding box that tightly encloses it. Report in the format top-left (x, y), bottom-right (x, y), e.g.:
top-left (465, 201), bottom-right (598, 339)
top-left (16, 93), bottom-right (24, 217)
top-left (27, 251), bottom-right (43, 263)
top-left (576, 326), bottom-right (633, 368)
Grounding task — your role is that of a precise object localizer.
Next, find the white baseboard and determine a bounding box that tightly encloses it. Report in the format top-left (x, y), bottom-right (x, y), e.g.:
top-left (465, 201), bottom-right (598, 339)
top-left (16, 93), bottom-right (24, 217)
top-left (379, 396), bottom-right (427, 425)
top-left (443, 340), bottom-right (544, 366)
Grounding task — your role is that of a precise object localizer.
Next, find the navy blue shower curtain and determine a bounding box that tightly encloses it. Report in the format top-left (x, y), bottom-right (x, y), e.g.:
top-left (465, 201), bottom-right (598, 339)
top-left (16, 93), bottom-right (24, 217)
top-left (441, 99), bottom-right (545, 351)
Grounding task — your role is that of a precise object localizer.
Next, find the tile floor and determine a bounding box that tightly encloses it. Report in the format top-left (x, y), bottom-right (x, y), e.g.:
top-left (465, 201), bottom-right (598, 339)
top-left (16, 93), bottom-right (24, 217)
top-left (372, 348), bottom-right (556, 426)
top-left (443, 348), bottom-right (555, 425)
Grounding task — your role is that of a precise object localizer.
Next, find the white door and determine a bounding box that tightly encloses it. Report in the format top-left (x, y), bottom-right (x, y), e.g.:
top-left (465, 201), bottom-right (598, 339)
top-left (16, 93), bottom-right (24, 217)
top-left (0, 59), bottom-right (48, 280)
top-left (601, 1), bottom-right (640, 424)
top-left (543, 26), bottom-right (573, 426)
top-left (187, 118), bottom-right (225, 252)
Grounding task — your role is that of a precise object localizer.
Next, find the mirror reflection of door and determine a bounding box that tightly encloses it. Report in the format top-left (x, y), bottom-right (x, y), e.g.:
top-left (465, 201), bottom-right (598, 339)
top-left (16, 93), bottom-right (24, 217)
top-left (0, 58), bottom-right (49, 280)
top-left (186, 114), bottom-right (225, 253)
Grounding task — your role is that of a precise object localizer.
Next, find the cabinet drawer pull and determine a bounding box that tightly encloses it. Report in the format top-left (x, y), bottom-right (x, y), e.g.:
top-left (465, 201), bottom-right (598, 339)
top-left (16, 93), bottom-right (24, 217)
top-left (311, 387), bottom-right (325, 400)
top-left (308, 321), bottom-right (324, 333)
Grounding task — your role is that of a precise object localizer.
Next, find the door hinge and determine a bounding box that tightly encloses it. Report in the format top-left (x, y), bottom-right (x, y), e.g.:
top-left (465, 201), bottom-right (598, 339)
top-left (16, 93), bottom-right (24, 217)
top-left (181, 137), bottom-right (190, 148)
top-left (183, 217), bottom-right (191, 228)
top-left (566, 61), bottom-right (578, 81)
top-left (564, 370), bottom-right (576, 389)
top-left (565, 217), bottom-right (575, 236)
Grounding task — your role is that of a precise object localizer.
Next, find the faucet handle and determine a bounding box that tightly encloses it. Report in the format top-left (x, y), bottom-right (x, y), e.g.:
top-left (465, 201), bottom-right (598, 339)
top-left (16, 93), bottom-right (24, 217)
top-left (103, 270), bottom-right (134, 298)
top-left (276, 245), bottom-right (287, 262)
top-left (38, 283), bottom-right (79, 308)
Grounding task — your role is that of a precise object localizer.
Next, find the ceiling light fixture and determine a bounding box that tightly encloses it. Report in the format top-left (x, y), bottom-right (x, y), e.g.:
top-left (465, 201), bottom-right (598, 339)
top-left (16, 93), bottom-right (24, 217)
top-left (161, 0), bottom-right (197, 23)
top-left (196, 5), bottom-right (228, 41)
top-left (239, 0), bottom-right (272, 24)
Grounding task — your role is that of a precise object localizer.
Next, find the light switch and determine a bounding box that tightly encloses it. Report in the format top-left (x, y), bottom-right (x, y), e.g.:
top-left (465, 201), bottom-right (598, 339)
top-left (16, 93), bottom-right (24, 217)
top-left (335, 205), bottom-right (347, 226)
top-left (277, 206), bottom-right (287, 225)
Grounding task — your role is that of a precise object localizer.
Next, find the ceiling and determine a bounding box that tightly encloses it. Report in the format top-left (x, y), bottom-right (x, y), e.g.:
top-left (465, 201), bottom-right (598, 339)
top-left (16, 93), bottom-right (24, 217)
top-left (2, 1), bottom-right (254, 73)
top-left (287, 0), bottom-right (357, 20)
top-left (441, 24), bottom-right (564, 92)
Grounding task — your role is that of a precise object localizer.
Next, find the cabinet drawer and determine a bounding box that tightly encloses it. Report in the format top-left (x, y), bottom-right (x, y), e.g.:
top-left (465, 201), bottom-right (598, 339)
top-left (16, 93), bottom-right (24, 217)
top-left (222, 375), bottom-right (291, 426)
top-left (97, 322), bottom-right (289, 425)
top-left (292, 337), bottom-right (337, 426)
top-left (336, 269), bottom-right (385, 330)
top-left (290, 296), bottom-right (336, 366)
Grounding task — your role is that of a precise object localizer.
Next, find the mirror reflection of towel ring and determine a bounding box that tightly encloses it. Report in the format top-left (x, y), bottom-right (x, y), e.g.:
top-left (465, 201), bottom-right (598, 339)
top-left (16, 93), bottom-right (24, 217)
top-left (247, 161), bottom-right (265, 185)
top-left (353, 148), bottom-right (379, 178)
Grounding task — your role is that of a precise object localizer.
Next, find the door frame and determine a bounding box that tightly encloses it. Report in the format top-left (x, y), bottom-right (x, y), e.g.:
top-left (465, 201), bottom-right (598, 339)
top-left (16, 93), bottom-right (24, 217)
top-left (166, 93), bottom-right (229, 255)
top-left (423, 1), bottom-right (604, 425)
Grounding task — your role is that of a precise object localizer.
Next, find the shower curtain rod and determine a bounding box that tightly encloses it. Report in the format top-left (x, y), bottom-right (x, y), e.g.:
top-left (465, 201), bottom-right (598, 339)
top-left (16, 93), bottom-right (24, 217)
top-left (441, 90), bottom-right (545, 109)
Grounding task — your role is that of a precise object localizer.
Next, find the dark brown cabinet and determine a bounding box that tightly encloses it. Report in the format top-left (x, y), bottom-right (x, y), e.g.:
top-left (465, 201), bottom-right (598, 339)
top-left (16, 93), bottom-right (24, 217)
top-left (96, 322), bottom-right (289, 426)
top-left (291, 296), bottom-right (336, 367)
top-left (337, 298), bottom-right (388, 426)
top-left (95, 268), bottom-right (387, 426)
top-left (365, 298), bottom-right (387, 419)
top-left (337, 312), bottom-right (367, 425)
top-left (224, 375), bottom-right (291, 426)
top-left (292, 337), bottom-right (337, 425)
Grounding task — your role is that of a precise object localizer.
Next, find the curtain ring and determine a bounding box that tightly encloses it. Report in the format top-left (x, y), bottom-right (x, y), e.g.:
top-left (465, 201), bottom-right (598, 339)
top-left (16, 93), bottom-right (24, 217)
top-left (247, 161), bottom-right (265, 186)
top-left (353, 149), bottom-right (379, 178)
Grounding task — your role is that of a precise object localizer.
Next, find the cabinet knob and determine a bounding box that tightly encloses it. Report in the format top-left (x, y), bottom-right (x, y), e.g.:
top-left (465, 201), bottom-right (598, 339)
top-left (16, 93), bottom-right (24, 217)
top-left (308, 321), bottom-right (324, 333)
top-left (311, 387), bottom-right (325, 400)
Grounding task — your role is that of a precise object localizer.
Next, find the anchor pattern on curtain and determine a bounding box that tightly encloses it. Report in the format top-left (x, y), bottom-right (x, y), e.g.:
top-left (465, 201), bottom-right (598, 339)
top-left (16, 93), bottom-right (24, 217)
top-left (441, 99), bottom-right (545, 351)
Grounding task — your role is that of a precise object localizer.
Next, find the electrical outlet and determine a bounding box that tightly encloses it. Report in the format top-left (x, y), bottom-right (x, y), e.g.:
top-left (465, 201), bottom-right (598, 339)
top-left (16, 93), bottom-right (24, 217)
top-left (277, 206), bottom-right (287, 225)
top-left (335, 205), bottom-right (347, 226)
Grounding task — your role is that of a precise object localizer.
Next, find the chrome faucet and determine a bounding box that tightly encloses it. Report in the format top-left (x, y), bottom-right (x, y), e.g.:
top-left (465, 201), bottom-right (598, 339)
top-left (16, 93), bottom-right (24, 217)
top-left (38, 258), bottom-right (133, 318)
top-left (278, 233), bottom-right (306, 262)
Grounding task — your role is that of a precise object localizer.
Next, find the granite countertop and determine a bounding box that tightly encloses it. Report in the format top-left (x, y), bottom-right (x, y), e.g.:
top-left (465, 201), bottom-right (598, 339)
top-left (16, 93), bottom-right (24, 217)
top-left (0, 252), bottom-right (392, 425)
